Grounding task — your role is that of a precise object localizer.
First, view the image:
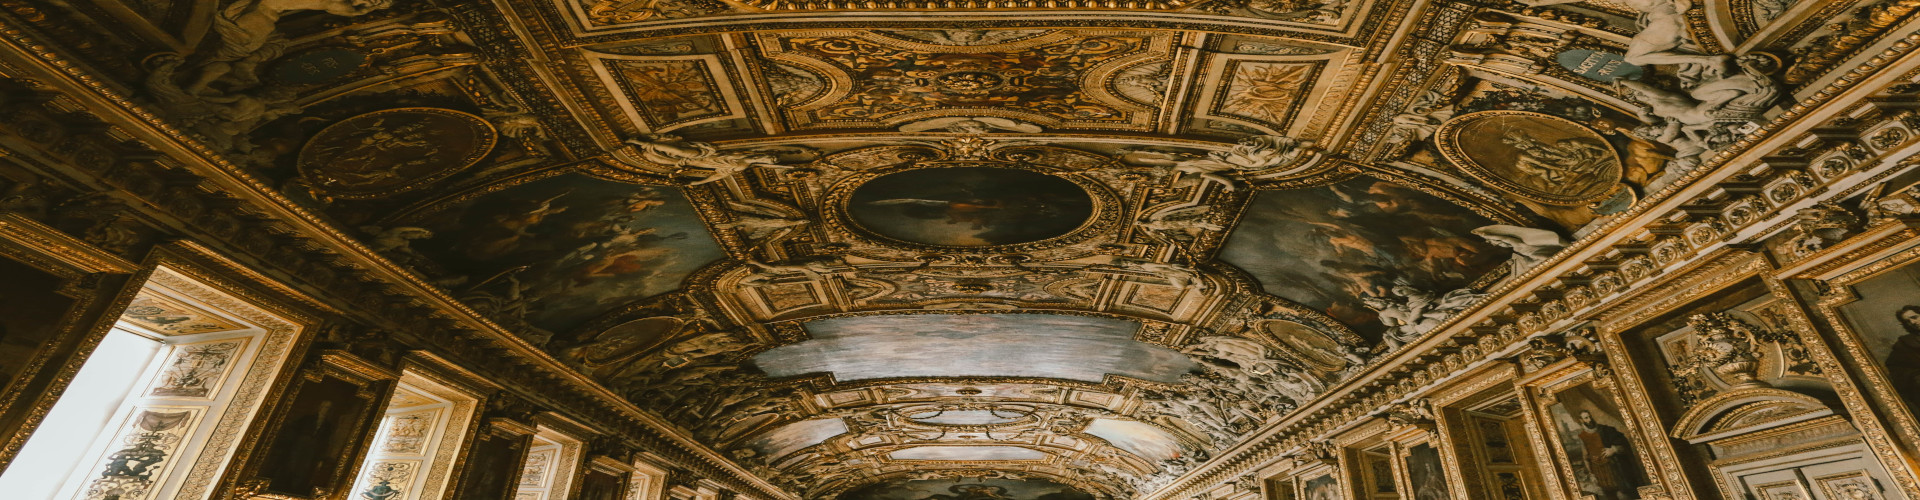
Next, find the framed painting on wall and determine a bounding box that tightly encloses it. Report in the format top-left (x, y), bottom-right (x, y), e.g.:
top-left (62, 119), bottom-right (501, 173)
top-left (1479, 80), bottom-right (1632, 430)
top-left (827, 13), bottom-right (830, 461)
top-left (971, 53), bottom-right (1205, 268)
top-left (1825, 253), bottom-right (1920, 423)
top-left (1299, 472), bottom-right (1342, 500)
top-left (1404, 443), bottom-right (1449, 500)
top-left (1519, 363), bottom-right (1661, 500)
top-left (244, 353), bottom-right (394, 499)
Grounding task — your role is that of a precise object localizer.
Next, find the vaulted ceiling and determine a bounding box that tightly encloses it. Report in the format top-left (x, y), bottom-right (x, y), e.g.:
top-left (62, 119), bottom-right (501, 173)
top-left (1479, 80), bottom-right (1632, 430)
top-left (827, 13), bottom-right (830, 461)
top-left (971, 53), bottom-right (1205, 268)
top-left (10, 0), bottom-right (1858, 497)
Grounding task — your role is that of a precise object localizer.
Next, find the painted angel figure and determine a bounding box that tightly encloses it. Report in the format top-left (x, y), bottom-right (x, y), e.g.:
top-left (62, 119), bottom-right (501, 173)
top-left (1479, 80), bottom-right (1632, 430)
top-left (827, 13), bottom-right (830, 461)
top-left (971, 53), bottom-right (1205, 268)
top-left (625, 134), bottom-right (797, 186)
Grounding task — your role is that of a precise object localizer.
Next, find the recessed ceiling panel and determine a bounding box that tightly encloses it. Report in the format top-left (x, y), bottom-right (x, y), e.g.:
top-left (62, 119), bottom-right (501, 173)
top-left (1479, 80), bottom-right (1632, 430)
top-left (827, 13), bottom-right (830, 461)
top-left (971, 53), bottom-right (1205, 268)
top-left (399, 173), bottom-right (726, 333)
top-left (1218, 177), bottom-right (1508, 337)
top-left (753, 314), bottom-right (1195, 383)
top-left (887, 445), bottom-right (1048, 461)
top-left (1083, 418), bottom-right (1186, 461)
top-left (745, 418), bottom-right (849, 462)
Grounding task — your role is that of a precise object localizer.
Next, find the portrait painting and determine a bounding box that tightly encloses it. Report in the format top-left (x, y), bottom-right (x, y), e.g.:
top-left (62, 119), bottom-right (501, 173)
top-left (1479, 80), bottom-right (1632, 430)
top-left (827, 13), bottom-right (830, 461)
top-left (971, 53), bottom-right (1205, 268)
top-left (1301, 473), bottom-right (1341, 500)
top-left (1405, 443), bottom-right (1449, 500)
top-left (754, 313), bottom-right (1194, 383)
top-left (454, 428), bottom-right (529, 499)
top-left (576, 466), bottom-right (629, 500)
top-left (1476, 417), bottom-right (1515, 464)
top-left (0, 257), bottom-right (80, 392)
top-left (255, 375), bottom-right (381, 497)
top-left (1436, 111), bottom-right (1625, 206)
top-left (838, 478), bottom-right (1097, 500)
top-left (1835, 260), bottom-right (1920, 416)
top-left (401, 172), bottom-right (725, 334)
top-left (847, 167), bottom-right (1096, 247)
top-left (1268, 477), bottom-right (1296, 500)
top-left (297, 108), bottom-right (497, 199)
top-left (1363, 450), bottom-right (1395, 495)
top-left (1545, 382), bottom-right (1649, 500)
top-left (1219, 176), bottom-right (1508, 338)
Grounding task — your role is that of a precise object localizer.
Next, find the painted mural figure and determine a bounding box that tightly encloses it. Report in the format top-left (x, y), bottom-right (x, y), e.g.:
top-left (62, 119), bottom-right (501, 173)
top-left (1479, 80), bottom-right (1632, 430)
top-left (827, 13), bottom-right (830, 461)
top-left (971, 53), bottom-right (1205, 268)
top-left (189, 0), bottom-right (398, 95)
top-left (1575, 410), bottom-right (1646, 500)
top-left (1888, 305), bottom-right (1920, 408)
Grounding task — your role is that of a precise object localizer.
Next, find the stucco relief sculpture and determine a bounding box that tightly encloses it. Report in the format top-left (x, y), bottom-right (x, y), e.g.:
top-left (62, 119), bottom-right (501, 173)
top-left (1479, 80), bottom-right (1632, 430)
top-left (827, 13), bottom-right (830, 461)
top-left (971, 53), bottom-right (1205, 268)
top-left (1121, 135), bottom-right (1312, 191)
top-left (1617, 55), bottom-right (1782, 162)
top-left (1362, 280), bottom-right (1487, 350)
top-left (1473, 225), bottom-right (1568, 275)
top-left (626, 135), bottom-right (803, 186)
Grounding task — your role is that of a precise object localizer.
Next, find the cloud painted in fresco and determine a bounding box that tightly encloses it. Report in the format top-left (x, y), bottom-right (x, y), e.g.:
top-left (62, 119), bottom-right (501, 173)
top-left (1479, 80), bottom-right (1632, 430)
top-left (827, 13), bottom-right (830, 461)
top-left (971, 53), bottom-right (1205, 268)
top-left (888, 446), bottom-right (1049, 461)
top-left (752, 314), bottom-right (1196, 383)
top-left (405, 173), bottom-right (725, 334)
top-left (1218, 177), bottom-right (1507, 338)
top-left (1083, 418), bottom-right (1185, 461)
top-left (839, 478), bottom-right (1096, 500)
top-left (745, 418), bottom-right (848, 462)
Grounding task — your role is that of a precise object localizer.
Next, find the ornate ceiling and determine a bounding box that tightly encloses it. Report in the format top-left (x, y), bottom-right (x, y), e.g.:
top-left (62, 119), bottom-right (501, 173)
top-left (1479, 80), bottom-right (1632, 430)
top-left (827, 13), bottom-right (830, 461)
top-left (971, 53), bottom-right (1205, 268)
top-left (5, 0), bottom-right (1886, 496)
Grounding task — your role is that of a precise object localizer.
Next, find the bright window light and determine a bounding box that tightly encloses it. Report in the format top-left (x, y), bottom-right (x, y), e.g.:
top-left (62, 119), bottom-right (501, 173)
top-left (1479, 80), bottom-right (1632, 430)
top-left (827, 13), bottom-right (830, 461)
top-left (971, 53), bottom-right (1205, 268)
top-left (0, 328), bottom-right (161, 498)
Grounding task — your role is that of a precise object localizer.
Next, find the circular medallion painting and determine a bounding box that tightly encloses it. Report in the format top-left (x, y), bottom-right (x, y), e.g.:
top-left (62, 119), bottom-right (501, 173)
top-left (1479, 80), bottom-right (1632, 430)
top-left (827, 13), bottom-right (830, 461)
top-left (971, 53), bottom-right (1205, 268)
top-left (297, 107), bottom-right (497, 199)
top-left (847, 167), bottom-right (1095, 247)
top-left (1435, 110), bottom-right (1625, 206)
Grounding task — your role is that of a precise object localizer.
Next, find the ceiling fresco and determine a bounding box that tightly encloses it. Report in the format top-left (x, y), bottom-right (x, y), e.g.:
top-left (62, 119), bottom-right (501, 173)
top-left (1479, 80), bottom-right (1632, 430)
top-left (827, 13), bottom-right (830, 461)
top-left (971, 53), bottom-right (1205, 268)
top-left (21, 0), bottom-right (1844, 494)
top-left (1218, 176), bottom-right (1509, 343)
top-left (752, 314), bottom-right (1195, 383)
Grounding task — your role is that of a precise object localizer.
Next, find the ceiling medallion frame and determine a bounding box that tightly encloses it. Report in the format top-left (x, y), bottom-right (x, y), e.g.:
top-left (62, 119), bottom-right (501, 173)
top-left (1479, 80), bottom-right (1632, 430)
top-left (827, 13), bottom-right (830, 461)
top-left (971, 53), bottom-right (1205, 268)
top-left (822, 158), bottom-right (1125, 254)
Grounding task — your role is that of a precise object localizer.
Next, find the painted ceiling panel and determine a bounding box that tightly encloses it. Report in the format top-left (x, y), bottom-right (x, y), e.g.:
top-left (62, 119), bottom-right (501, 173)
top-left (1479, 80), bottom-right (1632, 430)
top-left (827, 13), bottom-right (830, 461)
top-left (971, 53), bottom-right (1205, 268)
top-left (398, 172), bottom-right (726, 334)
top-left (887, 445), bottom-right (1049, 461)
top-left (752, 314), bottom-right (1196, 383)
top-left (1219, 176), bottom-right (1510, 338)
top-left (1083, 418), bottom-right (1187, 462)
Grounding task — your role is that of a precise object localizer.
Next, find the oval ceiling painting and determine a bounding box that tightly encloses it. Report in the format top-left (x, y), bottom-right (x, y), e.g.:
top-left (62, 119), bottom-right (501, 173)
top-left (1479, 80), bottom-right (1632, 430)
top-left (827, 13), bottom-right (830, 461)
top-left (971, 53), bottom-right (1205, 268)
top-left (847, 167), bottom-right (1095, 247)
